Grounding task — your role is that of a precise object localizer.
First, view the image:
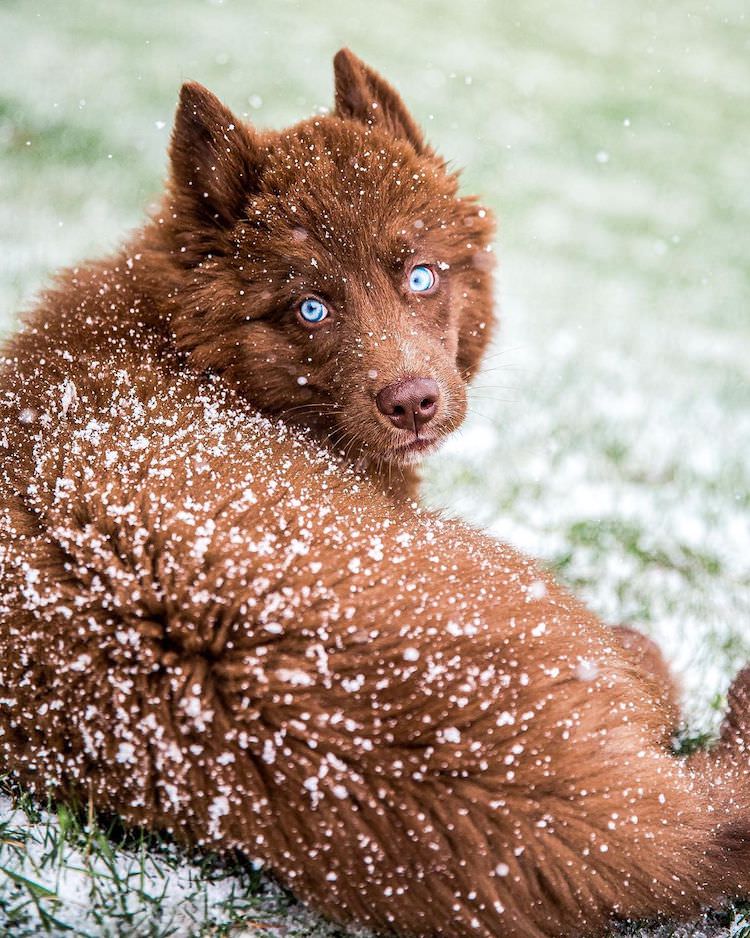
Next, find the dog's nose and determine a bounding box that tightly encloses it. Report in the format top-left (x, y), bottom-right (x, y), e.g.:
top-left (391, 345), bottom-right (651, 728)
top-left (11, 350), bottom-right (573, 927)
top-left (375, 377), bottom-right (441, 432)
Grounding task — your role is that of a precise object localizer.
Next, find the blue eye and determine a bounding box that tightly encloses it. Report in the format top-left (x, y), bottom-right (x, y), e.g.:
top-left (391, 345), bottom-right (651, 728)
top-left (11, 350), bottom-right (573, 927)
top-left (409, 265), bottom-right (436, 293)
top-left (299, 297), bottom-right (328, 325)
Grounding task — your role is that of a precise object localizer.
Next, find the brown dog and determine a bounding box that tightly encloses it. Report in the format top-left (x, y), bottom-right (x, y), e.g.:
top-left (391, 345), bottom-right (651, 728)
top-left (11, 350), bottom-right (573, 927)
top-left (1, 50), bottom-right (748, 937)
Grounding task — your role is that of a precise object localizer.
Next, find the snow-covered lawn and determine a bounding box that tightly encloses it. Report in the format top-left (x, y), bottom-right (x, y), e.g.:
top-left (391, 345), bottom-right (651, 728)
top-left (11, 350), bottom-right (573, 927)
top-left (1, 0), bottom-right (748, 934)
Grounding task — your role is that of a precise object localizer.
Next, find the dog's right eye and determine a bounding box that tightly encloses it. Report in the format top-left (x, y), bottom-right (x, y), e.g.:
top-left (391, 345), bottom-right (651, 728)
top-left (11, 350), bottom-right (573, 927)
top-left (408, 264), bottom-right (437, 294)
top-left (298, 297), bottom-right (329, 326)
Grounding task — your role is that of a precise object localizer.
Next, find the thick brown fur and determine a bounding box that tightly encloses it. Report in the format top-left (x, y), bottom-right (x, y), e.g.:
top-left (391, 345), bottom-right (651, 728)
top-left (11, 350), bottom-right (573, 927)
top-left (1, 50), bottom-right (749, 937)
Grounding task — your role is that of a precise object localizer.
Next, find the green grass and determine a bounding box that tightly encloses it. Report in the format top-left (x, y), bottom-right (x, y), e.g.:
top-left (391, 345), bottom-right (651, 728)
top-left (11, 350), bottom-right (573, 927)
top-left (0, 778), bottom-right (365, 937)
top-left (1, 0), bottom-right (749, 934)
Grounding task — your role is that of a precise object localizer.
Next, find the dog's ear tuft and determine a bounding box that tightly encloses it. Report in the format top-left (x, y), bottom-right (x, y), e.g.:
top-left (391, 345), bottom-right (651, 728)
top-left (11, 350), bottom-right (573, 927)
top-left (169, 82), bottom-right (262, 229)
top-left (333, 48), bottom-right (428, 154)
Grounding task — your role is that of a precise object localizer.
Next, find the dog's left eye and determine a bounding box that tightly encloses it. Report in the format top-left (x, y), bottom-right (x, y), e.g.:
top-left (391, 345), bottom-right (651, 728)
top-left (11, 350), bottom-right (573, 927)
top-left (409, 265), bottom-right (437, 293)
top-left (298, 297), bottom-right (329, 325)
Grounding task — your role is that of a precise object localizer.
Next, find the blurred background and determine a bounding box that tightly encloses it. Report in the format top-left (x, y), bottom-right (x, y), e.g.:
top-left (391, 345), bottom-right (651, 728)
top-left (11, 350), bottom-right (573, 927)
top-left (0, 2), bottom-right (749, 931)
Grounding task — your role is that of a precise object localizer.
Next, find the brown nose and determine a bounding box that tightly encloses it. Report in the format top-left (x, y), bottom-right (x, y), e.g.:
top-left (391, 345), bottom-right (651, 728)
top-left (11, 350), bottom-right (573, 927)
top-left (375, 377), bottom-right (441, 432)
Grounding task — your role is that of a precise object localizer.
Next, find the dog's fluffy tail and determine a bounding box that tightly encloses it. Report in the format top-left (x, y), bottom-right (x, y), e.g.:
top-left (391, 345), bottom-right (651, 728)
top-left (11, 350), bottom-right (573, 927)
top-left (719, 666), bottom-right (750, 759)
top-left (613, 623), bottom-right (750, 896)
top-left (687, 666), bottom-right (750, 896)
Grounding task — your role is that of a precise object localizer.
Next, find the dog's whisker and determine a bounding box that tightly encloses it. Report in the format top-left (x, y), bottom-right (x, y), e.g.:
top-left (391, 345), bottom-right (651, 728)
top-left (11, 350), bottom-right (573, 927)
top-left (470, 385), bottom-right (519, 392)
top-left (479, 345), bottom-right (524, 361)
top-left (474, 364), bottom-right (523, 375)
top-left (465, 406), bottom-right (511, 431)
top-left (284, 402), bottom-right (341, 416)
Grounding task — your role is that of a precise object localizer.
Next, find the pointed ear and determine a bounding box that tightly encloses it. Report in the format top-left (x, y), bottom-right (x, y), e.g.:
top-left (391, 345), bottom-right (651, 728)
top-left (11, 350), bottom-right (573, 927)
top-left (333, 48), bottom-right (428, 154)
top-left (169, 82), bottom-right (261, 229)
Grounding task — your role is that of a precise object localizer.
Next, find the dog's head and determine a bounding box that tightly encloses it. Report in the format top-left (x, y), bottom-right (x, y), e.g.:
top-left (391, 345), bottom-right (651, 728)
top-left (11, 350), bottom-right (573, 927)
top-left (163, 49), bottom-right (495, 468)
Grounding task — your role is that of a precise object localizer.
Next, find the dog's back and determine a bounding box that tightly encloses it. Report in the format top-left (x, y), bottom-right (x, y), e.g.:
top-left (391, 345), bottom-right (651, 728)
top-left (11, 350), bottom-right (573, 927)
top-left (2, 325), bottom-right (750, 936)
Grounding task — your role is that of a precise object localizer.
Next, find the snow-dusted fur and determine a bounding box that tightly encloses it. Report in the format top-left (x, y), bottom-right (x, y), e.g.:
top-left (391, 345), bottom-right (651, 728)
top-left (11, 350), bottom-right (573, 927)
top-left (1, 50), bottom-right (749, 937)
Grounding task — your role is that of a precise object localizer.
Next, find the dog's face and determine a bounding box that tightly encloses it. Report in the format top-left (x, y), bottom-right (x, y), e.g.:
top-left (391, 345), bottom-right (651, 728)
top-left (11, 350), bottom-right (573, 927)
top-left (164, 50), bottom-right (495, 468)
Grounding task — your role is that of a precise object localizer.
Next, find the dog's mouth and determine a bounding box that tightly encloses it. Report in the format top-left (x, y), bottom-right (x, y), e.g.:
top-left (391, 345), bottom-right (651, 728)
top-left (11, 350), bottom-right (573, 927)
top-left (385, 434), bottom-right (442, 465)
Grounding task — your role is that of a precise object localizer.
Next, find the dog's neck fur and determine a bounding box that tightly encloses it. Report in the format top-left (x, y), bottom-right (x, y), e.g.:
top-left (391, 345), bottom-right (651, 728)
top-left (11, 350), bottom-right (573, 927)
top-left (354, 455), bottom-right (421, 503)
top-left (281, 404), bottom-right (423, 502)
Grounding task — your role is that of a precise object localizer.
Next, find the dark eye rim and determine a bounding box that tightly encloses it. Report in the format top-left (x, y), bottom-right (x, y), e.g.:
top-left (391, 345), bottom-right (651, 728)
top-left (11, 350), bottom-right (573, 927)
top-left (295, 294), bottom-right (332, 329)
top-left (407, 263), bottom-right (439, 295)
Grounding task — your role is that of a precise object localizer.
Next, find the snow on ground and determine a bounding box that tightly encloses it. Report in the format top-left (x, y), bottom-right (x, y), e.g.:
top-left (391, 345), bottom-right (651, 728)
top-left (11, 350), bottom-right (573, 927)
top-left (0, 791), bottom-right (370, 936)
top-left (1, 0), bottom-right (748, 935)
